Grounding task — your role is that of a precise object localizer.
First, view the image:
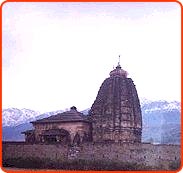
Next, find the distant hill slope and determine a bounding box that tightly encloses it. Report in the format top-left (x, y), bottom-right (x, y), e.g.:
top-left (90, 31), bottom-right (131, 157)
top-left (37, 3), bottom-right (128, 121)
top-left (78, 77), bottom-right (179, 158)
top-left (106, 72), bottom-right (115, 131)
top-left (2, 100), bottom-right (181, 144)
top-left (141, 100), bottom-right (180, 144)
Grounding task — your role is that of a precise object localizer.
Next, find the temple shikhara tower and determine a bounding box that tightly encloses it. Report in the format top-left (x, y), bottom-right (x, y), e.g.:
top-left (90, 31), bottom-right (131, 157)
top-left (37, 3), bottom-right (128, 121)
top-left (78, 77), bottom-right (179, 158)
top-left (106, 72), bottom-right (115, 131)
top-left (89, 61), bottom-right (142, 143)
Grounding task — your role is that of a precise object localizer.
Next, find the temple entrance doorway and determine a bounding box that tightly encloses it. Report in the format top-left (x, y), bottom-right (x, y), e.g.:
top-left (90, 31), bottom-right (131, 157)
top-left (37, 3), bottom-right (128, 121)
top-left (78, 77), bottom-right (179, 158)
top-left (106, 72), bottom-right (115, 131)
top-left (41, 129), bottom-right (71, 144)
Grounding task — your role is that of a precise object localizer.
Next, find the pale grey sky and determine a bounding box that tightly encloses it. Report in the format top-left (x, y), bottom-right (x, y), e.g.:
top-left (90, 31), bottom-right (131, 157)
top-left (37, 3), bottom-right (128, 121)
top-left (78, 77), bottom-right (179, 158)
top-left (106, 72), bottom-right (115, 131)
top-left (2, 2), bottom-right (181, 112)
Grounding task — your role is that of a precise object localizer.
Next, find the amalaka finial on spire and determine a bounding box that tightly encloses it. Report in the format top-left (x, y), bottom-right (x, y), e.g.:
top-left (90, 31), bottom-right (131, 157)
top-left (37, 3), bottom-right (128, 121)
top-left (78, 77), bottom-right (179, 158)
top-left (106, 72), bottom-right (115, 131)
top-left (109, 55), bottom-right (128, 78)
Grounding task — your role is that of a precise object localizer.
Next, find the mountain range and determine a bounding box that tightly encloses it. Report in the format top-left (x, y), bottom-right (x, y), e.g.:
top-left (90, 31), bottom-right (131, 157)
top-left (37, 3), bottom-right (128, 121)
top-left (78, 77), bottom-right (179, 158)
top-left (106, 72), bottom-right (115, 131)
top-left (140, 99), bottom-right (180, 144)
top-left (2, 99), bottom-right (181, 144)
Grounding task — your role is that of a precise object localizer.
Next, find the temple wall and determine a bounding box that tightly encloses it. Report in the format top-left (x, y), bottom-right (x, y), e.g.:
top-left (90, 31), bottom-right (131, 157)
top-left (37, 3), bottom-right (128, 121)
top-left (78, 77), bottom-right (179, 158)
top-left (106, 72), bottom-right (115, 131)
top-left (2, 142), bottom-right (68, 161)
top-left (78, 143), bottom-right (180, 169)
top-left (3, 142), bottom-right (180, 169)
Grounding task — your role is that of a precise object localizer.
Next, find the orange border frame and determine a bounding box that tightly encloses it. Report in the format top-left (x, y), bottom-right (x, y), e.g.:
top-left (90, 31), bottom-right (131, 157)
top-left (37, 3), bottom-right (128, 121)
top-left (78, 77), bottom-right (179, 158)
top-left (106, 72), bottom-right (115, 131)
top-left (0, 0), bottom-right (182, 173)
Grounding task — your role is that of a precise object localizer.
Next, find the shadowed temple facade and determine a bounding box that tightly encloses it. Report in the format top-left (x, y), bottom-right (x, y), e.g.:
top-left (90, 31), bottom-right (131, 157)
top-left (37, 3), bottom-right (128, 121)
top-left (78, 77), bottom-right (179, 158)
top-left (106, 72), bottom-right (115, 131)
top-left (23, 62), bottom-right (142, 145)
top-left (22, 106), bottom-right (92, 144)
top-left (89, 62), bottom-right (142, 143)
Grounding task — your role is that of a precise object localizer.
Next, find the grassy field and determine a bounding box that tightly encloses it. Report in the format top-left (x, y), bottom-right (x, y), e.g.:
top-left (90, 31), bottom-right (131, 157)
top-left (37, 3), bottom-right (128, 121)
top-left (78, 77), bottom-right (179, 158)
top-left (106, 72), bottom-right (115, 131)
top-left (3, 157), bottom-right (181, 171)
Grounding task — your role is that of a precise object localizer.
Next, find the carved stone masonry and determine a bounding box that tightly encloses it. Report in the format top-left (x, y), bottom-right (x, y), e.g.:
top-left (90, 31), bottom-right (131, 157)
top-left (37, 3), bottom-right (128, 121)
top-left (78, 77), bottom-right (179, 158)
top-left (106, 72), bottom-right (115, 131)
top-left (89, 63), bottom-right (142, 143)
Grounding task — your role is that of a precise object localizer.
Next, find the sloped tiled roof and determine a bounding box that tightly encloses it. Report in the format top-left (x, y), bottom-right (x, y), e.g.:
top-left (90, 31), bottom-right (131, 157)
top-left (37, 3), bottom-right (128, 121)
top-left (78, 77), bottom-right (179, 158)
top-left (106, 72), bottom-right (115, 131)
top-left (31, 106), bottom-right (91, 124)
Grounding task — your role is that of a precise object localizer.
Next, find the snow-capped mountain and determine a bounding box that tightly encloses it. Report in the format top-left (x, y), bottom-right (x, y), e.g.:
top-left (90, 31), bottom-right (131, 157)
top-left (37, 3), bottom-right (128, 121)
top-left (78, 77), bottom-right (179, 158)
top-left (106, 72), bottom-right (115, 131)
top-left (2, 108), bottom-right (40, 127)
top-left (140, 99), bottom-right (181, 144)
top-left (140, 99), bottom-right (180, 113)
top-left (33, 110), bottom-right (64, 122)
top-left (2, 108), bottom-right (65, 127)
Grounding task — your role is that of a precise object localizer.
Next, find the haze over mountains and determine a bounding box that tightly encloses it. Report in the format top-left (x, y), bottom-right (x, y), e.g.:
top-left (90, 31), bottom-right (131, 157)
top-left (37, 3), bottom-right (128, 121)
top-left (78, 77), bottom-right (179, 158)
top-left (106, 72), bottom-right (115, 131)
top-left (2, 99), bottom-right (181, 144)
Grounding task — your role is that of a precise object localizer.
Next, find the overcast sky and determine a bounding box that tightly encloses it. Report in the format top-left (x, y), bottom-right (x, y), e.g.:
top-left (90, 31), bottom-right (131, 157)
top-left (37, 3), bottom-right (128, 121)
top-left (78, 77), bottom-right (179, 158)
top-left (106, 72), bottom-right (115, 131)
top-left (2, 2), bottom-right (181, 113)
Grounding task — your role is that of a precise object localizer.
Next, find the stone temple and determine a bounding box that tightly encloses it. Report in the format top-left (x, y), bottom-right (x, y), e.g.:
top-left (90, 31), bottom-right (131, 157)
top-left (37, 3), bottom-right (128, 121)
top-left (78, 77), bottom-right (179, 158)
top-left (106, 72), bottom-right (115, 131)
top-left (4, 62), bottom-right (180, 170)
top-left (23, 62), bottom-right (142, 144)
top-left (89, 62), bottom-right (142, 143)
